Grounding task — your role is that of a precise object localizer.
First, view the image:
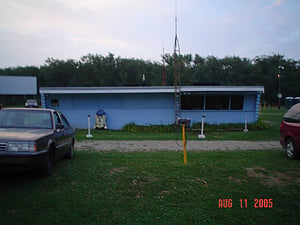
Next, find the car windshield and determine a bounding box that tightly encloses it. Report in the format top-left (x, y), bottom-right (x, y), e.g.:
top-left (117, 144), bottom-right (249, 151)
top-left (0, 110), bottom-right (52, 129)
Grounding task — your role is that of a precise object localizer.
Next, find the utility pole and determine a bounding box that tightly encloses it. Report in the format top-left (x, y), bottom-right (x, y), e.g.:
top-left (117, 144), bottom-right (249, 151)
top-left (277, 66), bottom-right (284, 109)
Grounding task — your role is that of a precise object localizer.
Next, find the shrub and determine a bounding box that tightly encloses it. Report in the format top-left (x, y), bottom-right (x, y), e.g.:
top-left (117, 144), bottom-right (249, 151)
top-left (122, 120), bottom-right (271, 133)
top-left (191, 120), bottom-right (271, 132)
top-left (122, 123), bottom-right (176, 132)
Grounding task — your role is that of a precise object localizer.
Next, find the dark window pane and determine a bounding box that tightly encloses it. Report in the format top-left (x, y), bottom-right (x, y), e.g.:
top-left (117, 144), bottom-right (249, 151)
top-left (51, 99), bottom-right (59, 107)
top-left (231, 96), bottom-right (244, 110)
top-left (206, 96), bottom-right (229, 110)
top-left (181, 95), bottom-right (204, 110)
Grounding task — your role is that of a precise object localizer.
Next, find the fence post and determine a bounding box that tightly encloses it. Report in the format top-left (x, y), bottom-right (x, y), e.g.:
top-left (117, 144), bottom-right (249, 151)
top-left (243, 114), bottom-right (248, 132)
top-left (198, 116), bottom-right (206, 139)
top-left (86, 115), bottom-right (93, 138)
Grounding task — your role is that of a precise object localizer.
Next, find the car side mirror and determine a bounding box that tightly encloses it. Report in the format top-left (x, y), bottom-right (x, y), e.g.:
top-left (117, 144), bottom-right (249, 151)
top-left (56, 124), bottom-right (65, 130)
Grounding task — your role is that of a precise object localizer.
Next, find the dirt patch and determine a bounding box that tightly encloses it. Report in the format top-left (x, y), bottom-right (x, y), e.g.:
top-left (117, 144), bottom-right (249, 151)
top-left (228, 176), bottom-right (246, 184)
top-left (131, 175), bottom-right (158, 185)
top-left (246, 166), bottom-right (300, 187)
top-left (109, 167), bottom-right (127, 176)
top-left (75, 140), bottom-right (281, 152)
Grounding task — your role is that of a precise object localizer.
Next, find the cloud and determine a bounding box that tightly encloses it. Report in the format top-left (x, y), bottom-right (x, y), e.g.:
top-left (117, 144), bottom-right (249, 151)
top-left (68, 37), bottom-right (132, 50)
top-left (266, 0), bottom-right (285, 8)
top-left (272, 0), bottom-right (284, 7)
top-left (0, 0), bottom-right (300, 67)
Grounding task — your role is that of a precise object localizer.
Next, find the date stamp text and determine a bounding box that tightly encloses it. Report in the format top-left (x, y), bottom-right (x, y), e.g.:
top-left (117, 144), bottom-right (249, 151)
top-left (218, 198), bottom-right (273, 208)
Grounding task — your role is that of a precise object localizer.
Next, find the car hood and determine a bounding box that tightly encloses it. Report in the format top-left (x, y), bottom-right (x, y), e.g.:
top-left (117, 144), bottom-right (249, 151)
top-left (0, 128), bottom-right (53, 142)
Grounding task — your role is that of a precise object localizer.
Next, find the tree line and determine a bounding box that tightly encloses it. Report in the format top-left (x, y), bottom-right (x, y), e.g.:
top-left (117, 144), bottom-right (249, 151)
top-left (0, 53), bottom-right (299, 105)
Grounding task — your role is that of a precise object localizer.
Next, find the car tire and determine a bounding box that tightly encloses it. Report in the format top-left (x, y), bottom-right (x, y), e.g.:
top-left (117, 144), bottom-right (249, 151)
top-left (285, 138), bottom-right (298, 159)
top-left (65, 141), bottom-right (74, 159)
top-left (42, 148), bottom-right (54, 177)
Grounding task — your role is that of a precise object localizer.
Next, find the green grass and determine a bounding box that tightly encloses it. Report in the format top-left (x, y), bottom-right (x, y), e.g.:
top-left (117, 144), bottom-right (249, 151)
top-left (76, 107), bottom-right (286, 141)
top-left (1, 107), bottom-right (294, 224)
top-left (1, 150), bottom-right (300, 225)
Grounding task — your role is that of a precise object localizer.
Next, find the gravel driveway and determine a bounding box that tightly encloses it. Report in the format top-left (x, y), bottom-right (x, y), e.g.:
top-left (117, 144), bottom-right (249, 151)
top-left (75, 140), bottom-right (281, 152)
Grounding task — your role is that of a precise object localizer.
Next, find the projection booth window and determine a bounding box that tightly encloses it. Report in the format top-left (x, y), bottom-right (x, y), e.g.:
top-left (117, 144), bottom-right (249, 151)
top-left (181, 95), bottom-right (244, 110)
top-left (181, 95), bottom-right (204, 110)
top-left (206, 96), bottom-right (229, 110)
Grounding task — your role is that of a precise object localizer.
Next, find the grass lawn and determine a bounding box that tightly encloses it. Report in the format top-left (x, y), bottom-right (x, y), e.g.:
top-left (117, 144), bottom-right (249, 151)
top-left (75, 107), bottom-right (286, 141)
top-left (1, 150), bottom-right (300, 225)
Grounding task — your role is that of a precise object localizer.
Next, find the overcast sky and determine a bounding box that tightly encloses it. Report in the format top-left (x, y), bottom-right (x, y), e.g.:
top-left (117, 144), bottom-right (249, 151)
top-left (0, 0), bottom-right (299, 68)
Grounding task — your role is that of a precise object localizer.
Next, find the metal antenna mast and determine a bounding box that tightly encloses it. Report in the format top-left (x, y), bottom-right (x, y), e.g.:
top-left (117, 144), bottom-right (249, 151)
top-left (162, 48), bottom-right (167, 86)
top-left (173, 0), bottom-right (181, 122)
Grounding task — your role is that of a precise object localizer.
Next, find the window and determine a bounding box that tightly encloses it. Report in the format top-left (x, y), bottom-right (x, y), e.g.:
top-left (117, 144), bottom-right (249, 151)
top-left (181, 94), bottom-right (244, 111)
top-left (0, 110), bottom-right (52, 129)
top-left (206, 96), bottom-right (229, 110)
top-left (231, 96), bottom-right (244, 110)
top-left (181, 95), bottom-right (204, 110)
top-left (53, 112), bottom-right (62, 126)
top-left (51, 99), bottom-right (59, 107)
top-left (59, 113), bottom-right (71, 128)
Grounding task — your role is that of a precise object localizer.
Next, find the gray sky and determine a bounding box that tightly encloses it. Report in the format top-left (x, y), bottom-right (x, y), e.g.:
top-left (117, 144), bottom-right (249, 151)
top-left (0, 0), bottom-right (299, 68)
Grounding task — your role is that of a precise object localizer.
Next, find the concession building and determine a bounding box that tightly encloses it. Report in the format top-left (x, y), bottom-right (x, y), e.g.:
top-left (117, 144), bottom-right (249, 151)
top-left (40, 86), bottom-right (264, 130)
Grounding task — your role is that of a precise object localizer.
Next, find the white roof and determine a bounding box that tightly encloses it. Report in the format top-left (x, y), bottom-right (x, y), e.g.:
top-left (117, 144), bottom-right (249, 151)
top-left (40, 86), bottom-right (264, 94)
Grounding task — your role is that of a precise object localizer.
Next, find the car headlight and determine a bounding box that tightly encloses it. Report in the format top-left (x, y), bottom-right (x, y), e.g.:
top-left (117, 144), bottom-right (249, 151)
top-left (8, 142), bottom-right (37, 152)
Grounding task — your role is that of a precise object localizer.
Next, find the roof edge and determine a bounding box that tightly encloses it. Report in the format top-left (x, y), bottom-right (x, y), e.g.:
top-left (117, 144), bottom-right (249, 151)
top-left (39, 85), bottom-right (264, 94)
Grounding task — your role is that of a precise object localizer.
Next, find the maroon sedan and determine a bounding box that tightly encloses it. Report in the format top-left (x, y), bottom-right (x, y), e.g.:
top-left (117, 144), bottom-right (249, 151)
top-left (280, 103), bottom-right (300, 159)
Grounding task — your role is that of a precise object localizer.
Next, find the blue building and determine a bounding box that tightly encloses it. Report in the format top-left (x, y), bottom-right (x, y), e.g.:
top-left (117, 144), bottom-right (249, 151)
top-left (40, 86), bottom-right (264, 130)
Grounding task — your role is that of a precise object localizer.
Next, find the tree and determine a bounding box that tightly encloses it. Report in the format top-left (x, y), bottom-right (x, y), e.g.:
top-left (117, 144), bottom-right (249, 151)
top-left (1, 53), bottom-right (299, 105)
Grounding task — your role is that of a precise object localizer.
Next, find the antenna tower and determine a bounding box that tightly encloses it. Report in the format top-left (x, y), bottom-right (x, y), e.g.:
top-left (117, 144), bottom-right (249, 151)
top-left (162, 48), bottom-right (167, 86)
top-left (173, 0), bottom-right (181, 122)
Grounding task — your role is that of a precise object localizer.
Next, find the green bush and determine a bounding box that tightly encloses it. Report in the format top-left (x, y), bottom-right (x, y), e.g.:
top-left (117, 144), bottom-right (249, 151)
top-left (248, 120), bottom-right (271, 130)
top-left (191, 119), bottom-right (271, 132)
top-left (122, 120), bottom-right (271, 133)
top-left (122, 123), bottom-right (176, 132)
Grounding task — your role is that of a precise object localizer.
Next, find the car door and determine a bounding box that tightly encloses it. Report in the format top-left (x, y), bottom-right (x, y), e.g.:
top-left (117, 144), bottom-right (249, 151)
top-left (53, 111), bottom-right (66, 159)
top-left (58, 112), bottom-right (74, 150)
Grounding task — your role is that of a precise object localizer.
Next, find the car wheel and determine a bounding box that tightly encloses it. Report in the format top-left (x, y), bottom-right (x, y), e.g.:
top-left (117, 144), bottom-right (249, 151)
top-left (65, 141), bottom-right (74, 159)
top-left (285, 138), bottom-right (298, 159)
top-left (42, 148), bottom-right (54, 177)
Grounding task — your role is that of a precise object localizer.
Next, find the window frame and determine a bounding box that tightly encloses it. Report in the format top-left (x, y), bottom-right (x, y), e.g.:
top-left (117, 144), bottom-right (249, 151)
top-left (181, 94), bottom-right (244, 111)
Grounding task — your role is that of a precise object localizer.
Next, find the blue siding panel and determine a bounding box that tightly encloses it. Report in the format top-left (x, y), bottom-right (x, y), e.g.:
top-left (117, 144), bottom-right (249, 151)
top-left (40, 93), bottom-right (46, 108)
top-left (243, 95), bottom-right (256, 112)
top-left (43, 90), bottom-right (262, 129)
top-left (47, 93), bottom-right (174, 129)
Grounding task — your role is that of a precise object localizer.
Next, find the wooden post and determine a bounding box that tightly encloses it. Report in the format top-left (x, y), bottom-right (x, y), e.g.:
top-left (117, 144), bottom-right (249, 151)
top-left (182, 124), bottom-right (187, 165)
